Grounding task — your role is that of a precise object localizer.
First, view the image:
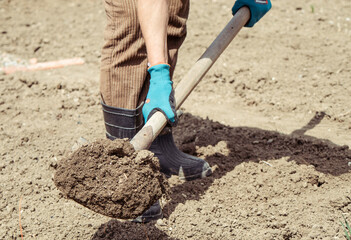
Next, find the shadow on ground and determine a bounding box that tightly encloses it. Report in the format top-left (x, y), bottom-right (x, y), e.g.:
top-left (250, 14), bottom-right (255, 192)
top-left (163, 112), bottom-right (350, 216)
top-left (92, 111), bottom-right (351, 239)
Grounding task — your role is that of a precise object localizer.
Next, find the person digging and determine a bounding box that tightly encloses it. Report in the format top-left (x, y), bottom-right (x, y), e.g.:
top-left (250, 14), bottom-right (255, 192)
top-left (99, 0), bottom-right (271, 223)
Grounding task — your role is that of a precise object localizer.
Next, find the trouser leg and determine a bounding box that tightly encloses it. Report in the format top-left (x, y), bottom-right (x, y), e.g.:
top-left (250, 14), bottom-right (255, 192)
top-left (100, 0), bottom-right (189, 109)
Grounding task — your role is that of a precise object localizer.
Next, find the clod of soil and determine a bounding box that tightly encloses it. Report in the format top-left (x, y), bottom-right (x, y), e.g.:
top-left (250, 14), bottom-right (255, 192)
top-left (54, 139), bottom-right (168, 219)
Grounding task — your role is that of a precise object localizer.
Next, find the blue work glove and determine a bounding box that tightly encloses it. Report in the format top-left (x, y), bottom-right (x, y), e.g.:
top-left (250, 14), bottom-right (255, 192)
top-left (232, 0), bottom-right (272, 27)
top-left (142, 63), bottom-right (178, 125)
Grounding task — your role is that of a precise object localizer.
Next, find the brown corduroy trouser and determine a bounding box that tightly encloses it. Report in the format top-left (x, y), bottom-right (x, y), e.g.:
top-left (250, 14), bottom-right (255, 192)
top-left (100, 0), bottom-right (189, 109)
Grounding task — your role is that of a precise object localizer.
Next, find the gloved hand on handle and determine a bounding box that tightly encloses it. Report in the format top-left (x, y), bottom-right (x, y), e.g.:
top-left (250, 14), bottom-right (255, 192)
top-left (232, 0), bottom-right (272, 27)
top-left (142, 63), bottom-right (178, 125)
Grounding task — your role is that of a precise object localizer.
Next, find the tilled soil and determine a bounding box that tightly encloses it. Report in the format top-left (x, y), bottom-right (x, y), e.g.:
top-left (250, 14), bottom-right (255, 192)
top-left (54, 139), bottom-right (168, 219)
top-left (1, 0), bottom-right (351, 239)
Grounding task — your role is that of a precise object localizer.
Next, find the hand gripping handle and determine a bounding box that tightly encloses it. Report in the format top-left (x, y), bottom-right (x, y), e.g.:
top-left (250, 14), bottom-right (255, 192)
top-left (131, 7), bottom-right (251, 151)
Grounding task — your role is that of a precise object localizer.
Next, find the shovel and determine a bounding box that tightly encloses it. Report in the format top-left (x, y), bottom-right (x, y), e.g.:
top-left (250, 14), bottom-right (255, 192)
top-left (131, 7), bottom-right (250, 151)
top-left (54, 7), bottom-right (251, 219)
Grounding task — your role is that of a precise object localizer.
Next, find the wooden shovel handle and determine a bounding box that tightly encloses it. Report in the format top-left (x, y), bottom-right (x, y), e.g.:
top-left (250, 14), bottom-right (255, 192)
top-left (131, 7), bottom-right (251, 151)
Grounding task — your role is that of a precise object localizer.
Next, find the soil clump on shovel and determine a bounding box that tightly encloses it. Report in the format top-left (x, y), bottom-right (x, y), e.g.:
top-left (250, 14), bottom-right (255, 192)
top-left (54, 139), bottom-right (169, 219)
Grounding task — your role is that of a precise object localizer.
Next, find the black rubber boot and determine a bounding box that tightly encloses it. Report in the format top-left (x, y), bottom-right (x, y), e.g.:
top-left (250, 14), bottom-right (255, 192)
top-left (102, 101), bottom-right (162, 223)
top-left (132, 201), bottom-right (163, 223)
top-left (102, 101), bottom-right (144, 140)
top-left (150, 127), bottom-right (212, 181)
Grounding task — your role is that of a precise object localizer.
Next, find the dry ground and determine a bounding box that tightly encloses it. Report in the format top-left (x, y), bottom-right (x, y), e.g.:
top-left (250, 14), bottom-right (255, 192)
top-left (0, 0), bottom-right (351, 239)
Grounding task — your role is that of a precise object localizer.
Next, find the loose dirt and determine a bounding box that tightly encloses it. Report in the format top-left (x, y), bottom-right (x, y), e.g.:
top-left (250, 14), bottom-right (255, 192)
top-left (1, 0), bottom-right (350, 239)
top-left (54, 139), bottom-right (168, 219)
